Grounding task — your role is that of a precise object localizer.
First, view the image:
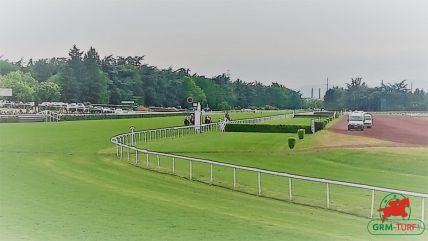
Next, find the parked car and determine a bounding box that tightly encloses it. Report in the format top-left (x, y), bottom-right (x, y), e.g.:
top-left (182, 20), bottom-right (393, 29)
top-left (364, 113), bottom-right (373, 128)
top-left (348, 111), bottom-right (364, 131)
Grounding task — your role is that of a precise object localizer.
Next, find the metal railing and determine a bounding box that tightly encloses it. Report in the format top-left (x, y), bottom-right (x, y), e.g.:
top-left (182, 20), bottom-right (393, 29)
top-left (110, 114), bottom-right (427, 221)
top-left (116, 114), bottom-right (292, 144)
top-left (38, 110), bottom-right (61, 122)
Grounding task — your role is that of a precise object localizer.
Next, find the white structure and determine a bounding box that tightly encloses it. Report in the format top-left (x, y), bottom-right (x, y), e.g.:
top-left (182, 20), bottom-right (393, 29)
top-left (0, 88), bottom-right (12, 97)
top-left (193, 102), bottom-right (202, 132)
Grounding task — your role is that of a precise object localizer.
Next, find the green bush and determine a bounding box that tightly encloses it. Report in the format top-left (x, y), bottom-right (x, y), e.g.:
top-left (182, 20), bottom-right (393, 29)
top-left (0, 116), bottom-right (19, 123)
top-left (297, 129), bottom-right (305, 139)
top-left (294, 114), bottom-right (332, 118)
top-left (314, 120), bottom-right (328, 131)
top-left (288, 137), bottom-right (296, 149)
top-left (334, 112), bottom-right (340, 118)
top-left (225, 124), bottom-right (311, 133)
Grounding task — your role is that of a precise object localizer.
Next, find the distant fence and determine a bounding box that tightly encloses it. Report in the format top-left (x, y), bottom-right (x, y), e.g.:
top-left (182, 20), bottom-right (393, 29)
top-left (110, 114), bottom-right (427, 222)
top-left (371, 111), bottom-right (428, 117)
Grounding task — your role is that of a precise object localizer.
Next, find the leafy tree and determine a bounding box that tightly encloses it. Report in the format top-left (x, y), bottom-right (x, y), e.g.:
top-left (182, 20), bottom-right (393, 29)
top-left (0, 60), bottom-right (20, 75)
top-left (324, 87), bottom-right (346, 110)
top-left (183, 76), bottom-right (206, 105)
top-left (303, 98), bottom-right (324, 109)
top-left (59, 45), bottom-right (84, 102)
top-left (82, 47), bottom-right (109, 103)
top-left (0, 70), bottom-right (37, 102)
top-left (36, 81), bottom-right (61, 102)
top-left (28, 58), bottom-right (62, 82)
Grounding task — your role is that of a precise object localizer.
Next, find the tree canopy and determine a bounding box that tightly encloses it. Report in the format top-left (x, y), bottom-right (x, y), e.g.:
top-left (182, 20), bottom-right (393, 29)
top-left (0, 45), bottom-right (304, 110)
top-left (324, 78), bottom-right (427, 111)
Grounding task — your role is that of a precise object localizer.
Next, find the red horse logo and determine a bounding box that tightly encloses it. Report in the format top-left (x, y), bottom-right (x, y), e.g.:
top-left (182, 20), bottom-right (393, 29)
top-left (377, 197), bottom-right (410, 223)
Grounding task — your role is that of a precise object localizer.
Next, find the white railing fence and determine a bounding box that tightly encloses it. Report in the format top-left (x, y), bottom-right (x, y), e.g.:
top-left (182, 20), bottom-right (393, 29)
top-left (118, 114), bottom-right (292, 144)
top-left (38, 110), bottom-right (61, 122)
top-left (110, 115), bottom-right (427, 221)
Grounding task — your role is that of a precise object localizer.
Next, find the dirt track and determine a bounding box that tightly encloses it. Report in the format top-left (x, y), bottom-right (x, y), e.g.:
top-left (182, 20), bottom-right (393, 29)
top-left (330, 114), bottom-right (428, 146)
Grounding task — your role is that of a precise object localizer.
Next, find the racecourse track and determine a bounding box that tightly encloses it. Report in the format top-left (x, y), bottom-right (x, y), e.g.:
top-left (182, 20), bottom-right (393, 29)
top-left (330, 114), bottom-right (428, 146)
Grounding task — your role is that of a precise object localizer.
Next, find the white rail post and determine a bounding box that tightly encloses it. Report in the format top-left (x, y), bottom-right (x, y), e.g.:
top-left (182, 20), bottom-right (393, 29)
top-left (370, 190), bottom-right (375, 218)
top-left (288, 178), bottom-right (292, 201)
top-left (258, 172), bottom-right (261, 195)
top-left (326, 183), bottom-right (330, 209)
top-left (146, 153), bottom-right (149, 167)
top-left (135, 149), bottom-right (138, 164)
top-left (172, 157), bottom-right (175, 174)
top-left (422, 198), bottom-right (425, 222)
top-left (210, 164), bottom-right (213, 184)
top-left (127, 144), bottom-right (130, 161)
top-left (189, 160), bottom-right (193, 180)
top-left (233, 168), bottom-right (236, 188)
top-left (130, 127), bottom-right (135, 146)
top-left (120, 138), bottom-right (123, 159)
top-left (157, 155), bottom-right (160, 169)
top-left (116, 142), bottom-right (119, 157)
top-left (144, 132), bottom-right (147, 142)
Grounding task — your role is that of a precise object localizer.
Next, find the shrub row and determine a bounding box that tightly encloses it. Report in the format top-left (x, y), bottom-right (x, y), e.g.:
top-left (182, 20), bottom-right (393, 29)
top-left (225, 124), bottom-right (312, 133)
top-left (293, 114), bottom-right (331, 118)
top-left (314, 120), bottom-right (327, 131)
top-left (0, 116), bottom-right (19, 123)
top-left (313, 111), bottom-right (336, 116)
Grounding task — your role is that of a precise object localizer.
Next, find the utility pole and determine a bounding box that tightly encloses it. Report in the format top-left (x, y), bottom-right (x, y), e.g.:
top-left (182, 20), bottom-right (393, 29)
top-left (326, 77), bottom-right (329, 91)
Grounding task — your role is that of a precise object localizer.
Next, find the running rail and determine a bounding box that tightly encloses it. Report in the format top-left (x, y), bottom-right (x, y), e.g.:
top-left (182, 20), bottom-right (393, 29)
top-left (110, 114), bottom-right (427, 221)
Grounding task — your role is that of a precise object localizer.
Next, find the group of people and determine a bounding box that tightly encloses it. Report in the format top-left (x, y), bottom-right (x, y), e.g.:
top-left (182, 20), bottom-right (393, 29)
top-left (184, 114), bottom-right (195, 126)
top-left (183, 112), bottom-right (231, 126)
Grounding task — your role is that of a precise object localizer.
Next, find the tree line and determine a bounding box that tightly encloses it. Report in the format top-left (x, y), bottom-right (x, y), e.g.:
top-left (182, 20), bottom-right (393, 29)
top-left (324, 78), bottom-right (427, 111)
top-left (0, 45), bottom-right (304, 110)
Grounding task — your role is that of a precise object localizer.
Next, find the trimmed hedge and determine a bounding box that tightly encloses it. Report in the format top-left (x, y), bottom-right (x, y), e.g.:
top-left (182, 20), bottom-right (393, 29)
top-left (288, 138), bottom-right (296, 149)
top-left (225, 124), bottom-right (311, 133)
top-left (314, 111), bottom-right (336, 116)
top-left (0, 116), bottom-right (19, 123)
top-left (314, 120), bottom-right (328, 131)
top-left (297, 129), bottom-right (305, 139)
top-left (293, 114), bottom-right (331, 118)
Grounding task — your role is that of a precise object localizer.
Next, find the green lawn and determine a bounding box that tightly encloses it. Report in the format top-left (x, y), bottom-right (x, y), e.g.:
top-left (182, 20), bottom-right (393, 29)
top-left (142, 131), bottom-right (428, 220)
top-left (1, 113), bottom-right (426, 240)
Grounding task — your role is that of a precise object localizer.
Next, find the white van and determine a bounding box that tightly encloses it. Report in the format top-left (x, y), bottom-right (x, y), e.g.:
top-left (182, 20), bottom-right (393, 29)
top-left (364, 113), bottom-right (373, 128)
top-left (348, 112), bottom-right (364, 131)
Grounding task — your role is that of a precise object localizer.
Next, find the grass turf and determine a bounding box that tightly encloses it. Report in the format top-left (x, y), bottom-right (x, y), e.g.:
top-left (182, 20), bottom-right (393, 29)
top-left (1, 113), bottom-right (427, 240)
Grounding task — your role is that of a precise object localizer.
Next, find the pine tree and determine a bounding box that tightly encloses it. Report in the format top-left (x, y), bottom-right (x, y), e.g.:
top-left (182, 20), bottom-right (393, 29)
top-left (83, 47), bottom-right (108, 103)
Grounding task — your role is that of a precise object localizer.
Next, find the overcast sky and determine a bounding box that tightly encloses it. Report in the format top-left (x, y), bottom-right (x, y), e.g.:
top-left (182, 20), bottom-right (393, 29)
top-left (1, 0), bottom-right (427, 96)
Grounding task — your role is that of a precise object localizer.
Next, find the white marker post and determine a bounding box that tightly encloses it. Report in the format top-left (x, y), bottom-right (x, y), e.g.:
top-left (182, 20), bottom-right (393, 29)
top-left (130, 126), bottom-right (135, 146)
top-left (193, 102), bottom-right (202, 133)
